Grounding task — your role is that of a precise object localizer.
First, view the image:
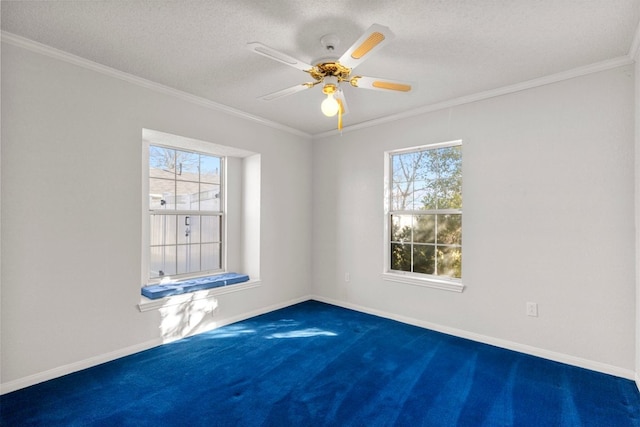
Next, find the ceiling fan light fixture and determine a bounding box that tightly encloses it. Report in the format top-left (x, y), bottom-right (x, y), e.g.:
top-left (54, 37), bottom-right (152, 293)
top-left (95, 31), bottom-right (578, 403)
top-left (248, 23), bottom-right (411, 131)
top-left (321, 80), bottom-right (340, 117)
top-left (321, 94), bottom-right (340, 117)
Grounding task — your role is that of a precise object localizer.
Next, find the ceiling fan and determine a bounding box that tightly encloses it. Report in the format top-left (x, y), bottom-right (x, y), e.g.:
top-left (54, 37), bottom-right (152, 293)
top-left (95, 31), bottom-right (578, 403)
top-left (247, 24), bottom-right (412, 131)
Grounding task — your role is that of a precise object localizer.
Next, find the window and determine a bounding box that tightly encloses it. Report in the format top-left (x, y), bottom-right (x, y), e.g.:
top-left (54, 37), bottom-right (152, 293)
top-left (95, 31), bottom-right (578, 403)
top-left (386, 141), bottom-right (462, 287)
top-left (139, 129), bottom-right (262, 311)
top-left (148, 145), bottom-right (223, 281)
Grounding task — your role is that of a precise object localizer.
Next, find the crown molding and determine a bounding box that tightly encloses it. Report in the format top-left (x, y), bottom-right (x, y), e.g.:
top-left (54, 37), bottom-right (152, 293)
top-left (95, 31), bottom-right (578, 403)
top-left (2, 30), bottom-right (633, 142)
top-left (0, 31), bottom-right (312, 140)
top-left (313, 55), bottom-right (634, 139)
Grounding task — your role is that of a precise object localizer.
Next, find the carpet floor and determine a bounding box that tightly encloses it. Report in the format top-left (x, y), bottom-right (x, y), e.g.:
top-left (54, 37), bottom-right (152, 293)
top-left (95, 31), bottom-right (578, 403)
top-left (2, 300), bottom-right (639, 426)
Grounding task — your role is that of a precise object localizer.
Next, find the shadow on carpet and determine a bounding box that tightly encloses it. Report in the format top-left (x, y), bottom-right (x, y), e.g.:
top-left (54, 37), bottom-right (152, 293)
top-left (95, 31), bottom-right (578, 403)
top-left (2, 300), bottom-right (639, 426)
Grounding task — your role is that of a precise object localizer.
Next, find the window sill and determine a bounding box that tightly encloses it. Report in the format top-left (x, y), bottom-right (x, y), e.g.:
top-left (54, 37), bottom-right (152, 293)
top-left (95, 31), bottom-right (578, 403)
top-left (382, 272), bottom-right (464, 293)
top-left (137, 279), bottom-right (261, 312)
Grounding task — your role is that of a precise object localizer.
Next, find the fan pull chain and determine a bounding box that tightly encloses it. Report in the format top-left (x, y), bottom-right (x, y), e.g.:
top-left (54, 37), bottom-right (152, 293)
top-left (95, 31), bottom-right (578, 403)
top-left (338, 99), bottom-right (343, 131)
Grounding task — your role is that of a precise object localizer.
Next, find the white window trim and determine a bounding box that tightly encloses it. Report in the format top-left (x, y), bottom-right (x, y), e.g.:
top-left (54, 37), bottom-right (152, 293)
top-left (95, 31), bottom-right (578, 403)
top-left (141, 129), bottom-right (261, 310)
top-left (383, 139), bottom-right (464, 293)
top-left (381, 272), bottom-right (464, 292)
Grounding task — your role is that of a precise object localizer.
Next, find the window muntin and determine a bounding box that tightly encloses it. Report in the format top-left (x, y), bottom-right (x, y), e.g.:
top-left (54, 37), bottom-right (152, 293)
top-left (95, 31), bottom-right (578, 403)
top-left (388, 143), bottom-right (462, 280)
top-left (148, 145), bottom-right (223, 281)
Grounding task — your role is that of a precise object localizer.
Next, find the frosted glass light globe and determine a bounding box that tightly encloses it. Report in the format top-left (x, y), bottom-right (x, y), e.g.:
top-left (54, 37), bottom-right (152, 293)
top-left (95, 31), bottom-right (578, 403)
top-left (321, 95), bottom-right (340, 117)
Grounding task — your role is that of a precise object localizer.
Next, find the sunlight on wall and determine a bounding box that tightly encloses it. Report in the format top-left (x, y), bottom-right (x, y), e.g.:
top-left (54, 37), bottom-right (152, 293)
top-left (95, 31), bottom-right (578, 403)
top-left (159, 295), bottom-right (219, 343)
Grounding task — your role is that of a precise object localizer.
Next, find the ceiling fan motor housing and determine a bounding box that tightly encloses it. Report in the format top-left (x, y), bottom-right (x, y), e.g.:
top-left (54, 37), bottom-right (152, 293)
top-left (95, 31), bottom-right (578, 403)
top-left (309, 61), bottom-right (352, 83)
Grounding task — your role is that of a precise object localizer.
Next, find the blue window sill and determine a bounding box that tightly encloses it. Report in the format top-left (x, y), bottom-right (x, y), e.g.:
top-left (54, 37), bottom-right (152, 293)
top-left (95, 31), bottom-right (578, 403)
top-left (141, 273), bottom-right (250, 300)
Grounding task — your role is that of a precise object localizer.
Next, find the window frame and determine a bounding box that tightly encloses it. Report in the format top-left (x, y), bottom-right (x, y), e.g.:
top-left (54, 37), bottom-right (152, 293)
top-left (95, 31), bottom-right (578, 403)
top-left (139, 129), bottom-right (263, 312)
top-left (383, 140), bottom-right (464, 293)
top-left (142, 137), bottom-right (232, 288)
top-left (147, 144), bottom-right (225, 282)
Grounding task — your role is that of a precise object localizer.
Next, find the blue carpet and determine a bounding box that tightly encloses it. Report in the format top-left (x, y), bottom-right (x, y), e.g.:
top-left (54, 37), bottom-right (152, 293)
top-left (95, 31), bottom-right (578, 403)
top-left (2, 300), bottom-right (639, 426)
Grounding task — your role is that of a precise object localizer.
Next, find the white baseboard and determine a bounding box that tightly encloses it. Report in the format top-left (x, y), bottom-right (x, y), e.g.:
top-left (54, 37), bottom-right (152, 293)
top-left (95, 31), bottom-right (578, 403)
top-left (1, 295), bottom-right (311, 395)
top-left (3, 294), bottom-right (633, 395)
top-left (0, 339), bottom-right (162, 395)
top-left (310, 294), bottom-right (636, 381)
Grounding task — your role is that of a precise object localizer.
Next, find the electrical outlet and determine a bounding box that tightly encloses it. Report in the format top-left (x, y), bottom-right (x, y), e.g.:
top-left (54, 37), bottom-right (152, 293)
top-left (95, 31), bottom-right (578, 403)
top-left (345, 272), bottom-right (350, 282)
top-left (526, 302), bottom-right (538, 317)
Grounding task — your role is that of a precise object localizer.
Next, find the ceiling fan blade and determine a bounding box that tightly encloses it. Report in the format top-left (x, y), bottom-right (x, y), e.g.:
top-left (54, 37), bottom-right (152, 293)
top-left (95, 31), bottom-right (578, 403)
top-left (338, 24), bottom-right (395, 70)
top-left (349, 76), bottom-right (412, 92)
top-left (258, 83), bottom-right (314, 101)
top-left (247, 42), bottom-right (314, 72)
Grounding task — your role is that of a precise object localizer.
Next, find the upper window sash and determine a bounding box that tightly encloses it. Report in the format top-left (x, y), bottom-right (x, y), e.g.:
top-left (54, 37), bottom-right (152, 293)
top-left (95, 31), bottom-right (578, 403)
top-left (148, 144), bottom-right (224, 213)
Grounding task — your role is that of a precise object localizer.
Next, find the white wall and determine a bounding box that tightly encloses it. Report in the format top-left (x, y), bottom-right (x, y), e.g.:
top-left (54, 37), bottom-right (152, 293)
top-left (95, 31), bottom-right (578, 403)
top-left (1, 37), bottom-right (637, 392)
top-left (1, 42), bottom-right (313, 390)
top-left (635, 49), bottom-right (640, 387)
top-left (312, 65), bottom-right (636, 376)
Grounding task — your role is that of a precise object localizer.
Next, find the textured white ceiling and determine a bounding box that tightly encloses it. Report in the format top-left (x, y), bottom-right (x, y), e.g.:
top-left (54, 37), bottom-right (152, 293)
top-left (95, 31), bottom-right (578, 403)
top-left (2, 0), bottom-right (639, 135)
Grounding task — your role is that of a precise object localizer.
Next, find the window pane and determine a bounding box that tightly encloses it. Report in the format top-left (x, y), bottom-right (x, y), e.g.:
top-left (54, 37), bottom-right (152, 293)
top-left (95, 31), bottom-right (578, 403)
top-left (391, 215), bottom-right (411, 242)
top-left (435, 177), bottom-right (462, 209)
top-left (190, 244), bottom-right (202, 273)
top-left (201, 215), bottom-right (221, 243)
top-left (199, 183), bottom-right (220, 211)
top-left (413, 215), bottom-right (435, 243)
top-left (176, 181), bottom-right (199, 210)
top-left (188, 215), bottom-right (201, 244)
top-left (177, 215), bottom-right (201, 244)
top-left (149, 193), bottom-right (164, 210)
top-left (150, 215), bottom-right (177, 246)
top-left (201, 155), bottom-right (221, 184)
top-left (149, 178), bottom-right (175, 210)
top-left (437, 246), bottom-right (462, 278)
top-left (177, 244), bottom-right (201, 275)
top-left (175, 150), bottom-right (200, 181)
top-left (150, 214), bottom-right (172, 246)
top-left (416, 150), bottom-right (438, 181)
top-left (391, 188), bottom-right (410, 211)
top-left (392, 153), bottom-right (412, 182)
top-left (435, 146), bottom-right (462, 209)
top-left (150, 245), bottom-right (176, 278)
top-left (202, 243), bottom-right (221, 271)
top-left (423, 185), bottom-right (439, 210)
top-left (392, 153), bottom-right (420, 211)
top-left (413, 244), bottom-right (435, 274)
top-left (413, 180), bottom-right (437, 210)
top-left (437, 146), bottom-right (462, 179)
top-left (149, 146), bottom-right (175, 179)
top-left (437, 214), bottom-right (462, 245)
top-left (166, 215), bottom-right (177, 245)
top-left (391, 243), bottom-right (411, 271)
